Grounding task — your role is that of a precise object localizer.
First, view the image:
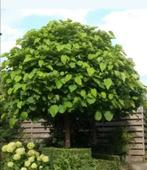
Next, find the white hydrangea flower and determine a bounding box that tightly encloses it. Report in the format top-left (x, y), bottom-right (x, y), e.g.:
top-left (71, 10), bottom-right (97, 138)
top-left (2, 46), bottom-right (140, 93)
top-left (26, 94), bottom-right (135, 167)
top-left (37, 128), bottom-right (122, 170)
top-left (24, 160), bottom-right (31, 167)
top-left (27, 142), bottom-right (35, 150)
top-left (13, 154), bottom-right (21, 160)
top-left (1, 145), bottom-right (8, 152)
top-left (15, 141), bottom-right (22, 147)
top-left (28, 156), bottom-right (35, 162)
top-left (27, 149), bottom-right (36, 156)
top-left (7, 142), bottom-right (16, 153)
top-left (42, 155), bottom-right (49, 163)
top-left (15, 147), bottom-right (25, 155)
top-left (31, 163), bottom-right (38, 169)
top-left (39, 165), bottom-right (43, 169)
top-left (7, 162), bottom-right (14, 168)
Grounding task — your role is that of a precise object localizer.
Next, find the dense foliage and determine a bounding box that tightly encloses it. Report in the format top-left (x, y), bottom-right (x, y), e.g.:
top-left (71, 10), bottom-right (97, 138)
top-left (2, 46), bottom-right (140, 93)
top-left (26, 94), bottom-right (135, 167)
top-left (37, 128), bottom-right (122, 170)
top-left (0, 20), bottom-right (145, 128)
top-left (41, 147), bottom-right (121, 170)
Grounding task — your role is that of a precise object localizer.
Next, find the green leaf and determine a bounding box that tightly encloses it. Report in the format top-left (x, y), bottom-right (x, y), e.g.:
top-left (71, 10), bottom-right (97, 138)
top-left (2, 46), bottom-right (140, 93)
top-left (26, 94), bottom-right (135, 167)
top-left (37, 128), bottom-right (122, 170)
top-left (65, 74), bottom-right (72, 82)
top-left (8, 88), bottom-right (13, 95)
top-left (56, 80), bottom-right (63, 89)
top-left (108, 94), bottom-right (113, 100)
top-left (87, 67), bottom-right (95, 76)
top-left (27, 97), bottom-right (35, 104)
top-left (1, 113), bottom-right (7, 120)
top-left (88, 54), bottom-right (96, 60)
top-left (104, 78), bottom-right (112, 90)
top-left (58, 105), bottom-right (66, 113)
top-left (74, 76), bottom-right (82, 86)
top-left (100, 63), bottom-right (106, 72)
top-left (95, 111), bottom-right (102, 121)
top-left (80, 90), bottom-right (86, 98)
top-left (47, 65), bottom-right (53, 70)
top-left (57, 45), bottom-right (64, 52)
top-left (20, 112), bottom-right (28, 120)
top-left (14, 75), bottom-right (21, 82)
top-left (24, 55), bottom-right (32, 63)
top-left (121, 73), bottom-right (126, 82)
top-left (61, 55), bottom-right (68, 64)
top-left (9, 118), bottom-right (17, 128)
top-left (69, 62), bottom-right (76, 68)
top-left (87, 98), bottom-right (96, 104)
top-left (64, 101), bottom-right (73, 108)
top-left (49, 105), bottom-right (59, 117)
top-left (68, 84), bottom-right (77, 92)
top-left (13, 83), bottom-right (21, 92)
top-left (104, 111), bottom-right (113, 121)
top-left (17, 101), bottom-right (23, 109)
top-left (91, 88), bottom-right (97, 97)
top-left (34, 38), bottom-right (40, 44)
top-left (38, 60), bottom-right (44, 67)
top-left (101, 92), bottom-right (106, 99)
top-left (22, 84), bottom-right (27, 91)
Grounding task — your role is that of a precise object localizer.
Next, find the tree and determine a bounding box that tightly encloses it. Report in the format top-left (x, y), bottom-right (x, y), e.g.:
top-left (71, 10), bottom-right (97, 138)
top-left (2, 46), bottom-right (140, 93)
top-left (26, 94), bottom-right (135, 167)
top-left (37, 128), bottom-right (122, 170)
top-left (0, 20), bottom-right (146, 147)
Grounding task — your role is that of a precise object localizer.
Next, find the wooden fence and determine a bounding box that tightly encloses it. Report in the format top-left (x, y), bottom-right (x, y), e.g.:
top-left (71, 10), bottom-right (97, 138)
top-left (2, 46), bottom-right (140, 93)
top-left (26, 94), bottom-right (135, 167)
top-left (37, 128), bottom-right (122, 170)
top-left (95, 111), bottom-right (145, 162)
top-left (21, 109), bottom-right (147, 162)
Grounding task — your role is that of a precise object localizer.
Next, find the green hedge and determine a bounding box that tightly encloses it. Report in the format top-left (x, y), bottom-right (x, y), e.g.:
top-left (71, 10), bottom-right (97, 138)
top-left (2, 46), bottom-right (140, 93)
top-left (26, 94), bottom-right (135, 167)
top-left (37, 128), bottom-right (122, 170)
top-left (41, 147), bottom-right (121, 170)
top-left (42, 147), bottom-right (95, 170)
top-left (95, 159), bottom-right (121, 170)
top-left (42, 147), bottom-right (92, 159)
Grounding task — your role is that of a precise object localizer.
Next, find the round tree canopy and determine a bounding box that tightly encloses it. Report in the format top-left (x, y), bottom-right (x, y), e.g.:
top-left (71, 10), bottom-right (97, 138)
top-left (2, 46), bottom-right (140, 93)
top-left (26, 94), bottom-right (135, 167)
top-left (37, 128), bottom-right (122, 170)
top-left (0, 20), bottom-right (146, 127)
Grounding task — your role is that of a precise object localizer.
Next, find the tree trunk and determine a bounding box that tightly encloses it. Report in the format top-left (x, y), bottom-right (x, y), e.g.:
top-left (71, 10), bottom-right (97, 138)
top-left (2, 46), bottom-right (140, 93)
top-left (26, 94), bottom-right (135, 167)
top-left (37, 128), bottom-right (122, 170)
top-left (91, 120), bottom-right (97, 146)
top-left (64, 114), bottom-right (71, 148)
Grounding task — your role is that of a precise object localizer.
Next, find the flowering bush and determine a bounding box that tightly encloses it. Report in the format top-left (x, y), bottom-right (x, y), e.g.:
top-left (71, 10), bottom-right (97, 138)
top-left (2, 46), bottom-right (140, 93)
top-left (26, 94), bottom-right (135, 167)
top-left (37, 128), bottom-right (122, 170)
top-left (1, 141), bottom-right (49, 170)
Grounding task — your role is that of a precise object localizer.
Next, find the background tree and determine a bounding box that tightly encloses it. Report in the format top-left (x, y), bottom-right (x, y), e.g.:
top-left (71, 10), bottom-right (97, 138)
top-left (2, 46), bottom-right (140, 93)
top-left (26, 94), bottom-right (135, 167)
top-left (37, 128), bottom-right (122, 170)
top-left (0, 20), bottom-right (146, 147)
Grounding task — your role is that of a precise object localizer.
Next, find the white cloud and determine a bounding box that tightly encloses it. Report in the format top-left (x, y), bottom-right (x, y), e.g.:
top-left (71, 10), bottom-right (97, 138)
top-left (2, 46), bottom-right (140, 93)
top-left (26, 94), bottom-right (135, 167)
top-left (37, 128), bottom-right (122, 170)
top-left (100, 9), bottom-right (147, 78)
top-left (1, 25), bottom-right (23, 54)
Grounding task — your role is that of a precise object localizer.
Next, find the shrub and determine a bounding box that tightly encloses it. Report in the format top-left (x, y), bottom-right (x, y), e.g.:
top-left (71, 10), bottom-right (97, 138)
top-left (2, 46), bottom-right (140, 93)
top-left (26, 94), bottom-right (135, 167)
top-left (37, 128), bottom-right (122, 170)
top-left (95, 159), bottom-right (121, 170)
top-left (42, 147), bottom-right (96, 170)
top-left (1, 141), bottom-right (49, 170)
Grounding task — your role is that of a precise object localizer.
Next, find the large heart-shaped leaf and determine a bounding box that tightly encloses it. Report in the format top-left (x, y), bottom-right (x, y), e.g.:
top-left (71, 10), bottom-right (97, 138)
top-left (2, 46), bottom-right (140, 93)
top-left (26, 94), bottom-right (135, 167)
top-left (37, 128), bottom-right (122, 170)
top-left (101, 92), bottom-right (106, 99)
top-left (80, 90), bottom-right (86, 98)
top-left (104, 111), bottom-right (113, 121)
top-left (68, 84), bottom-right (77, 92)
top-left (49, 105), bottom-right (59, 117)
top-left (56, 80), bottom-right (63, 89)
top-left (14, 75), bottom-right (21, 82)
top-left (100, 63), bottom-right (106, 72)
top-left (104, 78), bottom-right (112, 90)
top-left (20, 112), bottom-right (28, 120)
top-left (38, 60), bottom-right (44, 67)
top-left (58, 105), bottom-right (66, 113)
top-left (87, 67), bottom-right (95, 76)
top-left (74, 76), bottom-right (82, 86)
top-left (95, 111), bottom-right (102, 121)
top-left (87, 98), bottom-right (96, 104)
top-left (65, 74), bottom-right (72, 82)
top-left (61, 55), bottom-right (68, 64)
top-left (91, 88), bottom-right (97, 97)
top-left (9, 118), bottom-right (17, 128)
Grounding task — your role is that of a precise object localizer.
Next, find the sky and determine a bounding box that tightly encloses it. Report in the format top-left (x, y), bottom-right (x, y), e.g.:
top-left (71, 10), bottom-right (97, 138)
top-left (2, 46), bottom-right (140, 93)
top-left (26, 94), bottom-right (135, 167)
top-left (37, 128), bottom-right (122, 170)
top-left (1, 0), bottom-right (147, 85)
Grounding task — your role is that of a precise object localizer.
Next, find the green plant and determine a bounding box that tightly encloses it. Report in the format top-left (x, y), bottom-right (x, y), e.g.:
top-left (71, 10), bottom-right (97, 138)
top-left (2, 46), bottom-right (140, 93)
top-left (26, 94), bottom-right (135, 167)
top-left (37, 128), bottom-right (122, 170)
top-left (109, 127), bottom-right (133, 156)
top-left (94, 159), bottom-right (121, 170)
top-left (1, 141), bottom-right (49, 170)
top-left (42, 147), bottom-right (96, 170)
top-left (0, 20), bottom-right (146, 147)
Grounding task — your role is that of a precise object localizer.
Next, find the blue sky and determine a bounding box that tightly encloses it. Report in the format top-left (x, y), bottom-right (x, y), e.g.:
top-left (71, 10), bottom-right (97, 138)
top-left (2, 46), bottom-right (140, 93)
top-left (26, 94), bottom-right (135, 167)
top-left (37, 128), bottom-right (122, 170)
top-left (1, 0), bottom-right (147, 85)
